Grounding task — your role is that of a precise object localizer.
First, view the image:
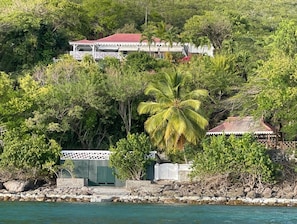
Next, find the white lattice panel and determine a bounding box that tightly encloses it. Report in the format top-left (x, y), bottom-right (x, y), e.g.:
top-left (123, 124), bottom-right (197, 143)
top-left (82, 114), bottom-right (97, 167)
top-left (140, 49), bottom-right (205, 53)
top-left (61, 150), bottom-right (111, 161)
top-left (61, 150), bottom-right (157, 161)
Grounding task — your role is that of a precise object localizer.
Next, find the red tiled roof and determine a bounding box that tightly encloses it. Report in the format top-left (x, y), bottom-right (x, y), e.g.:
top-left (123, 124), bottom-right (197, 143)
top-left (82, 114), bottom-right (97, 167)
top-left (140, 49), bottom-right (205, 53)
top-left (206, 116), bottom-right (275, 135)
top-left (97, 33), bottom-right (143, 43)
top-left (70, 33), bottom-right (162, 44)
top-left (69, 39), bottom-right (97, 44)
top-left (97, 33), bottom-right (162, 43)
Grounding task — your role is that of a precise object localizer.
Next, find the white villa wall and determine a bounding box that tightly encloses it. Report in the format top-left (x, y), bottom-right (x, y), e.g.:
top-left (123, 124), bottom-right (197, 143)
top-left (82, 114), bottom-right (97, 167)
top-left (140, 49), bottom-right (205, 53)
top-left (154, 163), bottom-right (192, 182)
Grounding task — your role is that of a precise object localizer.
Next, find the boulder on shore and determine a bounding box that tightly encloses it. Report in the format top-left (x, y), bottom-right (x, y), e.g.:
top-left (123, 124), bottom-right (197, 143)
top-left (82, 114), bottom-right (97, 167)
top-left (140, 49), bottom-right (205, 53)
top-left (3, 180), bottom-right (31, 193)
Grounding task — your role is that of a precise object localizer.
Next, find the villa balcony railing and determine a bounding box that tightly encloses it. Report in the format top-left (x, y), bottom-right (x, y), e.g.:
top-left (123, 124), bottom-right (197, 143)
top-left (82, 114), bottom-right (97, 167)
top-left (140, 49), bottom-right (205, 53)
top-left (70, 51), bottom-right (122, 60)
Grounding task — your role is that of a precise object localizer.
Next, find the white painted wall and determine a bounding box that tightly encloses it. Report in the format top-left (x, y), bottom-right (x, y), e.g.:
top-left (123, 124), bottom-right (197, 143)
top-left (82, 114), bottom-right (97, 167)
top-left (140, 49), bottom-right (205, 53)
top-left (154, 163), bottom-right (192, 181)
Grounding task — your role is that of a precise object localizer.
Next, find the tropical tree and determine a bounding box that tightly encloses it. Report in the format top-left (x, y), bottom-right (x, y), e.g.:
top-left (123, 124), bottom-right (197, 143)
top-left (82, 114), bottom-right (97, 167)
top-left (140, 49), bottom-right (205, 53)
top-left (164, 26), bottom-right (179, 49)
top-left (141, 23), bottom-right (157, 55)
top-left (109, 132), bottom-right (154, 181)
top-left (268, 20), bottom-right (297, 58)
top-left (181, 11), bottom-right (232, 51)
top-left (28, 56), bottom-right (114, 149)
top-left (0, 72), bottom-right (16, 124)
top-left (102, 58), bottom-right (148, 135)
top-left (137, 70), bottom-right (208, 154)
top-left (156, 22), bottom-right (180, 57)
top-left (82, 0), bottom-right (140, 37)
top-left (177, 53), bottom-right (243, 124)
top-left (245, 53), bottom-right (297, 139)
top-left (0, 0), bottom-right (89, 72)
top-left (155, 21), bottom-right (167, 41)
top-left (235, 20), bottom-right (297, 139)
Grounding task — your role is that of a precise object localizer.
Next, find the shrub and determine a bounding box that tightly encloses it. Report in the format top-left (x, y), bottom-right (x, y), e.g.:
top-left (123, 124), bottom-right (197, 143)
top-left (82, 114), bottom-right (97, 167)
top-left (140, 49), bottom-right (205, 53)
top-left (109, 133), bottom-right (154, 181)
top-left (0, 128), bottom-right (61, 177)
top-left (191, 134), bottom-right (280, 184)
top-left (124, 52), bottom-right (159, 72)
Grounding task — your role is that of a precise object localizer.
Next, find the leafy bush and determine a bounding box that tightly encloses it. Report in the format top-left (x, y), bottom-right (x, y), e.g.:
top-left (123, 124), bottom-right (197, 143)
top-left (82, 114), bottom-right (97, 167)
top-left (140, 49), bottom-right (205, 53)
top-left (124, 52), bottom-right (159, 72)
top-left (43, 159), bottom-right (75, 178)
top-left (191, 134), bottom-right (280, 184)
top-left (0, 128), bottom-right (61, 175)
top-left (109, 133), bottom-right (154, 181)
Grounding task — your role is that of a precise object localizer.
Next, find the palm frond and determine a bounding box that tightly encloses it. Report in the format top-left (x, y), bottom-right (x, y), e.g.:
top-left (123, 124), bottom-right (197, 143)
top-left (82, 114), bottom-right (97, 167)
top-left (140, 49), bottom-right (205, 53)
top-left (179, 99), bottom-right (201, 111)
top-left (186, 89), bottom-right (208, 99)
top-left (184, 108), bottom-right (208, 129)
top-left (138, 102), bottom-right (165, 115)
top-left (145, 82), bottom-right (174, 101)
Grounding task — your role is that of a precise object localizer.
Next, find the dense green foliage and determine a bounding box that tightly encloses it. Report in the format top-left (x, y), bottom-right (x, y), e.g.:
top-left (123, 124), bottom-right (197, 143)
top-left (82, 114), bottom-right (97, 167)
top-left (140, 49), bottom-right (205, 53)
top-left (191, 134), bottom-right (279, 184)
top-left (2, 0), bottom-right (297, 73)
top-left (0, 0), bottom-right (89, 72)
top-left (1, 127), bottom-right (61, 173)
top-left (2, 0), bottom-right (297, 181)
top-left (109, 133), bottom-right (154, 180)
top-left (237, 20), bottom-right (297, 139)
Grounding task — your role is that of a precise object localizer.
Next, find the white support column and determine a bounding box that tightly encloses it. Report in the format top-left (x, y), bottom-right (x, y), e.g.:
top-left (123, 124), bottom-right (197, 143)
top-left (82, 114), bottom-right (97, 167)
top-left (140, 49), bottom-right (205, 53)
top-left (91, 44), bottom-right (95, 59)
top-left (154, 163), bottom-right (160, 181)
top-left (73, 44), bottom-right (77, 53)
top-left (71, 44), bottom-right (78, 59)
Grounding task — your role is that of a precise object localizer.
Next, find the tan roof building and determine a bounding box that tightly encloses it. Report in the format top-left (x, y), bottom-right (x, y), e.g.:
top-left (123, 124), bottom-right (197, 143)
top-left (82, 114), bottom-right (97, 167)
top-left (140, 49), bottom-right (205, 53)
top-left (206, 116), bottom-right (276, 136)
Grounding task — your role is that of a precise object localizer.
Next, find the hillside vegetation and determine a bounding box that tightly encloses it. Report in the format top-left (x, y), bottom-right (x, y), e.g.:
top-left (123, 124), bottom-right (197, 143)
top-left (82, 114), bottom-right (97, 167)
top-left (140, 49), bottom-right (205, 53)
top-left (1, 0), bottom-right (297, 183)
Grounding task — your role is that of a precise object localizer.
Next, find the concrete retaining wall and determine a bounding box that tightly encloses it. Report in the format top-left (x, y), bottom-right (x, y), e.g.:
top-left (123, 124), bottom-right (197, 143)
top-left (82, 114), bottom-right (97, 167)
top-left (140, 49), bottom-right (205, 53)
top-left (57, 178), bottom-right (88, 188)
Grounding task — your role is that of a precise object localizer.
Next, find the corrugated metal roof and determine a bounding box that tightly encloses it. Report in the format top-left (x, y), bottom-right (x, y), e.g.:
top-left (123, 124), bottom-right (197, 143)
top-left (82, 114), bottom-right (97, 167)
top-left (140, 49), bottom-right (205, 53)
top-left (206, 116), bottom-right (275, 135)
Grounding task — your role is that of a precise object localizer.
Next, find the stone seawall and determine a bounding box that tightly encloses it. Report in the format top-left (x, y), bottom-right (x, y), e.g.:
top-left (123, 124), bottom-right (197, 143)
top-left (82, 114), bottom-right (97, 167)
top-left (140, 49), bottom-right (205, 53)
top-left (117, 195), bottom-right (297, 206)
top-left (0, 185), bottom-right (129, 203)
top-left (2, 189), bottom-right (297, 206)
top-left (1, 180), bottom-right (297, 206)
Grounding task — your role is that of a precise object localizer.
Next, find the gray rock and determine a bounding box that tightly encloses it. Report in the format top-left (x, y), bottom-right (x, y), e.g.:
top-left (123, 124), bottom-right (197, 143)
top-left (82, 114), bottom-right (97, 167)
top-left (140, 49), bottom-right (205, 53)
top-left (244, 187), bottom-right (251, 193)
top-left (282, 185), bottom-right (293, 194)
top-left (262, 187), bottom-right (272, 198)
top-left (246, 190), bottom-right (256, 198)
top-left (3, 180), bottom-right (30, 193)
top-left (293, 185), bottom-right (297, 195)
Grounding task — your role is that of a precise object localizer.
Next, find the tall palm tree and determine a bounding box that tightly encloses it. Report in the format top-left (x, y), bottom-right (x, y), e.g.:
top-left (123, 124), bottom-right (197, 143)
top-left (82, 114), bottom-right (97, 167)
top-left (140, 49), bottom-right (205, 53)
top-left (137, 71), bottom-right (208, 152)
top-left (141, 24), bottom-right (156, 56)
top-left (164, 26), bottom-right (179, 50)
top-left (155, 21), bottom-right (167, 42)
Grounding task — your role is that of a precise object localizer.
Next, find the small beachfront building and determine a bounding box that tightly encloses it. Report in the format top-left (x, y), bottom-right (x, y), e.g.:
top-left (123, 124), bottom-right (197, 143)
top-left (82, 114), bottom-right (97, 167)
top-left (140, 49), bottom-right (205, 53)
top-left (206, 116), bottom-right (277, 148)
top-left (69, 33), bottom-right (214, 60)
top-left (60, 150), bottom-right (156, 187)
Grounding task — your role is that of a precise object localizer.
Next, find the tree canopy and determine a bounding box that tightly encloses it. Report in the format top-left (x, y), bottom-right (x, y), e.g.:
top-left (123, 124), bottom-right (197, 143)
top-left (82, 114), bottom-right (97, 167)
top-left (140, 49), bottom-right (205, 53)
top-left (138, 70), bottom-right (208, 152)
top-left (3, 0), bottom-right (297, 179)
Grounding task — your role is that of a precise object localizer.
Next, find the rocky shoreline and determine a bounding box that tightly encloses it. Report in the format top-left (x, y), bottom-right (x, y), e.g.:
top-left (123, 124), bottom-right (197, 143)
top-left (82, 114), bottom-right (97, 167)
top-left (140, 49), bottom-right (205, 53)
top-left (1, 180), bottom-right (297, 206)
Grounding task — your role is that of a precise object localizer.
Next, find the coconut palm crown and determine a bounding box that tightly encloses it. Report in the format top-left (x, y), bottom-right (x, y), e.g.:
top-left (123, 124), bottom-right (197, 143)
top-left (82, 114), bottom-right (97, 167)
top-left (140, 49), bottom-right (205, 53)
top-left (137, 71), bottom-right (208, 151)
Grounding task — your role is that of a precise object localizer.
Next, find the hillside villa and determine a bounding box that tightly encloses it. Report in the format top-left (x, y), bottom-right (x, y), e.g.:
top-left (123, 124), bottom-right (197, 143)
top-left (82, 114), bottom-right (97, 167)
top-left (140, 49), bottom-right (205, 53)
top-left (69, 33), bottom-right (214, 60)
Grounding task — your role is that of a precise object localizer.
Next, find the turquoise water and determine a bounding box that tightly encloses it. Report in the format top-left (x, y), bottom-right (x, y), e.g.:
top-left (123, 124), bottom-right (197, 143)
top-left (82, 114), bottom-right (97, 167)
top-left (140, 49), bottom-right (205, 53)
top-left (0, 202), bottom-right (297, 224)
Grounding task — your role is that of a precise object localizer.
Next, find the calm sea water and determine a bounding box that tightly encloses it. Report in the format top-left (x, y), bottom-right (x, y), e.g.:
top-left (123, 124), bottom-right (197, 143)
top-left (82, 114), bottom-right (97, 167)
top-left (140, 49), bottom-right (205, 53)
top-left (0, 202), bottom-right (297, 224)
